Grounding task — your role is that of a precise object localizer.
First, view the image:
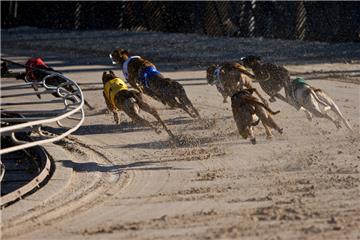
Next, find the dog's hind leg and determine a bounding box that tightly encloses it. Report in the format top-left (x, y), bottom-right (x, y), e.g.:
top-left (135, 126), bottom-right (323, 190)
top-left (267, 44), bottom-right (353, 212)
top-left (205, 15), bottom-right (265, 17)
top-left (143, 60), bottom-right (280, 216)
top-left (316, 92), bottom-right (352, 131)
top-left (314, 110), bottom-right (341, 129)
top-left (167, 95), bottom-right (199, 119)
top-left (330, 104), bottom-right (352, 131)
top-left (84, 99), bottom-right (95, 110)
top-left (136, 99), bottom-right (175, 138)
top-left (274, 93), bottom-right (290, 103)
top-left (304, 99), bottom-right (341, 129)
top-left (125, 109), bottom-right (160, 133)
top-left (248, 127), bottom-right (256, 144)
top-left (166, 84), bottom-right (200, 118)
top-left (123, 98), bottom-right (160, 133)
top-left (262, 122), bottom-right (273, 139)
top-left (177, 92), bottom-right (200, 118)
top-left (301, 108), bottom-right (313, 121)
top-left (274, 93), bottom-right (302, 110)
top-left (255, 105), bottom-right (283, 135)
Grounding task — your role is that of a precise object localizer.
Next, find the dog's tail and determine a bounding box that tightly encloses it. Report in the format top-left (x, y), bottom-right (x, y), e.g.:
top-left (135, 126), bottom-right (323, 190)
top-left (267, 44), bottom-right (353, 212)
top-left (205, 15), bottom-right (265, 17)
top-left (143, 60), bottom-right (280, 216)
top-left (240, 96), bottom-right (280, 115)
top-left (308, 88), bottom-right (330, 110)
top-left (238, 68), bottom-right (255, 79)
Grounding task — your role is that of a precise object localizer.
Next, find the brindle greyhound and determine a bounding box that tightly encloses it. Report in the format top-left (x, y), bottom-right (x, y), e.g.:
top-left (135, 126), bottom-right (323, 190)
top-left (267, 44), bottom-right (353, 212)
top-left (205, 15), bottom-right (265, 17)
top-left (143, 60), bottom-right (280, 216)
top-left (241, 55), bottom-right (291, 104)
top-left (242, 56), bottom-right (352, 131)
top-left (206, 62), bottom-right (261, 103)
top-left (207, 62), bottom-right (283, 142)
top-left (231, 89), bottom-right (282, 144)
top-left (109, 48), bottom-right (200, 118)
top-left (102, 70), bottom-right (174, 138)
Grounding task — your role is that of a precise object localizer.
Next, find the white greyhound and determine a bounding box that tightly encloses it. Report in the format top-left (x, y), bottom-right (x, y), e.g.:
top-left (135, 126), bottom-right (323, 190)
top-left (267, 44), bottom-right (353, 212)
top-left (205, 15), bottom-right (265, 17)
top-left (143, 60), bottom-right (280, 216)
top-left (291, 77), bottom-right (352, 131)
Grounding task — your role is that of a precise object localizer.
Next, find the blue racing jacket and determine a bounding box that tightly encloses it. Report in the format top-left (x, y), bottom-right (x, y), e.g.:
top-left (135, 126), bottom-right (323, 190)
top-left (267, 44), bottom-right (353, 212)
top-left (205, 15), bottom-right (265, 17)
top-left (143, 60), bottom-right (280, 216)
top-left (139, 66), bottom-right (161, 88)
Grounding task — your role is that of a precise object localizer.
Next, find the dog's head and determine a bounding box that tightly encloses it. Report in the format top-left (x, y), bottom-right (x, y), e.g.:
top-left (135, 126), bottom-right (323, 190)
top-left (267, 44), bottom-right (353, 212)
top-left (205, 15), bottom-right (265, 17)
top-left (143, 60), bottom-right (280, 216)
top-left (241, 55), bottom-right (261, 69)
top-left (102, 70), bottom-right (117, 85)
top-left (109, 48), bottom-right (129, 65)
top-left (206, 64), bottom-right (218, 85)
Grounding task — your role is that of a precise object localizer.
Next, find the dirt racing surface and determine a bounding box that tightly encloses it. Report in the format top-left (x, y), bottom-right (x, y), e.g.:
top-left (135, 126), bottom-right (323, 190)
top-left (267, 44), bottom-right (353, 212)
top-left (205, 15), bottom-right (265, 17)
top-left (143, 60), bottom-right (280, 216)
top-left (1, 29), bottom-right (360, 240)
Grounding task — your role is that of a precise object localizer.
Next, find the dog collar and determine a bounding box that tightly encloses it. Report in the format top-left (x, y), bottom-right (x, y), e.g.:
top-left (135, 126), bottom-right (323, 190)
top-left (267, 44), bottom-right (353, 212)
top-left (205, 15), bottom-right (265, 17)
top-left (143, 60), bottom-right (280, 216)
top-left (212, 67), bottom-right (225, 91)
top-left (122, 56), bottom-right (141, 80)
top-left (109, 54), bottom-right (116, 64)
top-left (213, 67), bottom-right (221, 82)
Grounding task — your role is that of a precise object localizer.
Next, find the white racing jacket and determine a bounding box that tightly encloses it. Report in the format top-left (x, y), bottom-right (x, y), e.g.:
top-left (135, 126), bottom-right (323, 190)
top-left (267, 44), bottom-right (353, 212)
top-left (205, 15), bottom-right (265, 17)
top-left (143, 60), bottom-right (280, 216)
top-left (122, 56), bottom-right (141, 80)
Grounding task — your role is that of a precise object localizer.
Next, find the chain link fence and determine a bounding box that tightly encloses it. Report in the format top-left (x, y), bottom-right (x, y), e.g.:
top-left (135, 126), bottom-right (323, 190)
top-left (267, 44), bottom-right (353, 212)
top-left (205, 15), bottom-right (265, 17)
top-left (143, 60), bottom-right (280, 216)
top-left (2, 1), bottom-right (360, 42)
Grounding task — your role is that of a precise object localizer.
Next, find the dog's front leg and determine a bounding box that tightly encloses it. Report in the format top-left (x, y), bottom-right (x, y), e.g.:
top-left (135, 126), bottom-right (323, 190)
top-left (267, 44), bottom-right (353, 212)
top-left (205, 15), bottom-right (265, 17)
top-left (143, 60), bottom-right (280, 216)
top-left (128, 76), bottom-right (143, 93)
top-left (255, 105), bottom-right (283, 136)
top-left (113, 111), bottom-right (120, 124)
top-left (220, 92), bottom-right (228, 103)
top-left (274, 93), bottom-right (300, 110)
top-left (103, 91), bottom-right (119, 124)
top-left (274, 93), bottom-right (288, 103)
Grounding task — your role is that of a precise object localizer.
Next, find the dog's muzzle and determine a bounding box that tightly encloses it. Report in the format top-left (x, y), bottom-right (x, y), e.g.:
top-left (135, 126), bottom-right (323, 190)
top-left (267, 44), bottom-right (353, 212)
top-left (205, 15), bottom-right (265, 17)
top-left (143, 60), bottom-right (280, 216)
top-left (109, 54), bottom-right (117, 64)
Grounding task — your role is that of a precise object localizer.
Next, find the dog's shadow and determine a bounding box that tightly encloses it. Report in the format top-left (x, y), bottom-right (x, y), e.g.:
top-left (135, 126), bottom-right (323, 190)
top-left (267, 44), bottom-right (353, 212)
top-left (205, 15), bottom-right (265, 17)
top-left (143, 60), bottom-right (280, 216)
top-left (59, 159), bottom-right (188, 173)
top-left (73, 116), bottom-right (198, 136)
top-left (72, 122), bottom-right (154, 135)
top-left (108, 132), bottom-right (242, 150)
top-left (164, 116), bottom-right (194, 126)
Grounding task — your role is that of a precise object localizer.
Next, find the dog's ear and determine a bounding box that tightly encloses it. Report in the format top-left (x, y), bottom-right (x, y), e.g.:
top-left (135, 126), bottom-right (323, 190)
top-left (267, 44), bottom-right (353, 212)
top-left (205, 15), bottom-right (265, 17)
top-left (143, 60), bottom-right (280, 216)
top-left (248, 55), bottom-right (261, 62)
top-left (102, 71), bottom-right (107, 81)
top-left (120, 49), bottom-right (129, 56)
top-left (206, 64), bottom-right (217, 74)
top-left (254, 56), bottom-right (261, 61)
top-left (242, 55), bottom-right (261, 61)
top-left (112, 48), bottom-right (129, 57)
top-left (109, 70), bottom-right (115, 76)
top-left (242, 55), bottom-right (261, 68)
top-left (102, 71), bottom-right (112, 84)
top-left (110, 48), bottom-right (129, 64)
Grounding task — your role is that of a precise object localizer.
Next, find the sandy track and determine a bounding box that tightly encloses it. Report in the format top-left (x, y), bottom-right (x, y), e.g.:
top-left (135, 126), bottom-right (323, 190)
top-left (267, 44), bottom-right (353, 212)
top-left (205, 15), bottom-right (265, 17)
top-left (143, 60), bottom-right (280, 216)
top-left (1, 136), bottom-right (129, 239)
top-left (1, 44), bottom-right (360, 239)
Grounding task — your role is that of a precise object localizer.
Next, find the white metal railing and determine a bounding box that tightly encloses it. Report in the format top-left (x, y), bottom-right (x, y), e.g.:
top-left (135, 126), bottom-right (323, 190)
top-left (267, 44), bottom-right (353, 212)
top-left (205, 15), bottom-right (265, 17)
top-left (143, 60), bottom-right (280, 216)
top-left (1, 71), bottom-right (85, 155)
top-left (0, 159), bottom-right (4, 182)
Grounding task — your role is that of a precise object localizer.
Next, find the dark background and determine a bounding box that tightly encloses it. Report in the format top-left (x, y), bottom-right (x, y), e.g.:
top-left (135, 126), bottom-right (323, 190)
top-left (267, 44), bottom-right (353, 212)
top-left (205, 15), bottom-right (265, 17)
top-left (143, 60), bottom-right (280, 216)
top-left (2, 1), bottom-right (360, 42)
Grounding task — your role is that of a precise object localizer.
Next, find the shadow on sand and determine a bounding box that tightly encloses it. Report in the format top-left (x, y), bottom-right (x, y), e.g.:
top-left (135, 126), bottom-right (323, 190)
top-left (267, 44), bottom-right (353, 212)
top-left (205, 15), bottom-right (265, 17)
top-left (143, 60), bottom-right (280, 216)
top-left (59, 159), bottom-right (189, 173)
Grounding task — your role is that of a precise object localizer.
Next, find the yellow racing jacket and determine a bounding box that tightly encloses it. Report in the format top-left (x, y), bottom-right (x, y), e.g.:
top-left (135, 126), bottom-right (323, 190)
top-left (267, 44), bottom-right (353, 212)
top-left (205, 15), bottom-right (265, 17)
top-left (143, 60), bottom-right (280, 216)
top-left (104, 78), bottom-right (128, 110)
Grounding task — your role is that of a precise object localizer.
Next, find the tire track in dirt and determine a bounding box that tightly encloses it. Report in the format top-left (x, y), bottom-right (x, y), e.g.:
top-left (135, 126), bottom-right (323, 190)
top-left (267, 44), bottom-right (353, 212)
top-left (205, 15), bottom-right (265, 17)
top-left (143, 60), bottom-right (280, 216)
top-left (63, 113), bottom-right (240, 238)
top-left (1, 136), bottom-right (131, 239)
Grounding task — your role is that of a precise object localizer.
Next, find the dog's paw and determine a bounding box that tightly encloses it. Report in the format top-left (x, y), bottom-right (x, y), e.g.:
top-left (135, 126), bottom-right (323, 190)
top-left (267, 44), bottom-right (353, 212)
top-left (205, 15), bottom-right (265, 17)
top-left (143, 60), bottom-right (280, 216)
top-left (324, 106), bottom-right (331, 111)
top-left (251, 138), bottom-right (257, 144)
top-left (114, 117), bottom-right (120, 124)
top-left (266, 135), bottom-right (273, 140)
top-left (335, 121), bottom-right (342, 129)
top-left (262, 99), bottom-right (269, 106)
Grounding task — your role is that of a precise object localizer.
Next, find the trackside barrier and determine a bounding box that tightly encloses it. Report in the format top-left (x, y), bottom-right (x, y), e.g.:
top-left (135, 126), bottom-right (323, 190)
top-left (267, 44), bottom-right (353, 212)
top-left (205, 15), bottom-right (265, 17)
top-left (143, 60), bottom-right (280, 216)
top-left (1, 72), bottom-right (85, 155)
